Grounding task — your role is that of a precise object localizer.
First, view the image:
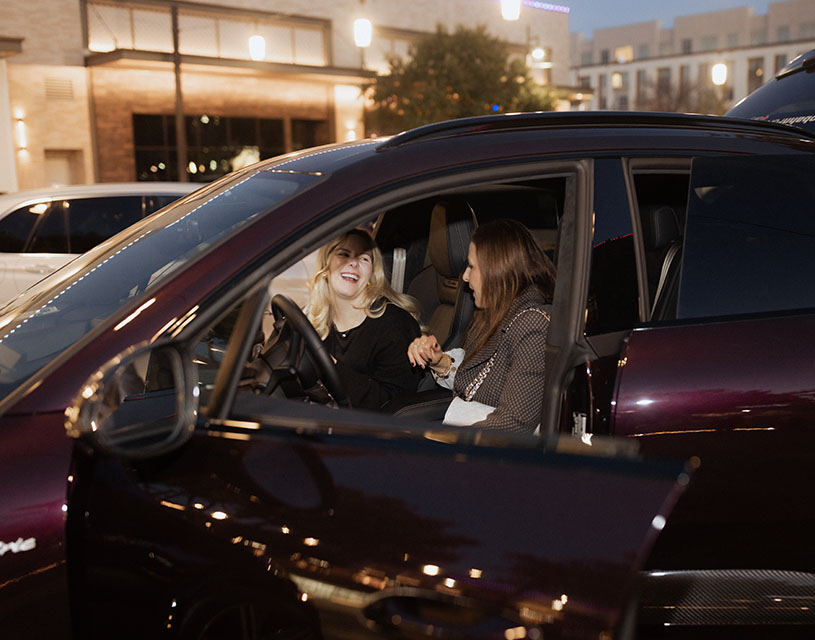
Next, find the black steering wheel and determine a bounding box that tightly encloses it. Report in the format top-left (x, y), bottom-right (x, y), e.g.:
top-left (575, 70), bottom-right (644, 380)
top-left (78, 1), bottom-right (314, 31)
top-left (263, 294), bottom-right (349, 408)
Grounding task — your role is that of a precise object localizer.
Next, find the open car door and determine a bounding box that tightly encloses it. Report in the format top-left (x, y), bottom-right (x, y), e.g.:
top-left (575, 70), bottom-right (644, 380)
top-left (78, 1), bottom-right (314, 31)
top-left (69, 341), bottom-right (692, 639)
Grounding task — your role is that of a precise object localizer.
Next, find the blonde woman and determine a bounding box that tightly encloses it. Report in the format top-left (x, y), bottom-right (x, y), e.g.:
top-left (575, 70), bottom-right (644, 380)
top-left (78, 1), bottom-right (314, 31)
top-left (306, 228), bottom-right (423, 410)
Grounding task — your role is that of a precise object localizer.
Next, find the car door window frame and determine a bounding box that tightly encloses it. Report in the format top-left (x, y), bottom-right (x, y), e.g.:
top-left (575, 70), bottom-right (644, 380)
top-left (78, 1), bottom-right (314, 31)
top-left (625, 157), bottom-right (692, 325)
top-left (170, 159), bottom-right (590, 437)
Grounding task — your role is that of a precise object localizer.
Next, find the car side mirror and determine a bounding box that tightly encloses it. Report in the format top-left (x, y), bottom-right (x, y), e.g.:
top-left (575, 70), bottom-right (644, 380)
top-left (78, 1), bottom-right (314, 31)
top-left (65, 344), bottom-right (198, 458)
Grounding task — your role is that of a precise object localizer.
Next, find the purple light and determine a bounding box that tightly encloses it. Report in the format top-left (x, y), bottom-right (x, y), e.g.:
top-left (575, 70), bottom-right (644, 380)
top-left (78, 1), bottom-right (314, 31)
top-left (522, 1), bottom-right (570, 13)
top-left (493, 0), bottom-right (570, 14)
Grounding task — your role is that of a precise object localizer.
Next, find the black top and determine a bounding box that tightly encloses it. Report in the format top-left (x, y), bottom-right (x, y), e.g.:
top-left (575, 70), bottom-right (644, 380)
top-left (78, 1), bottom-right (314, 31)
top-left (325, 303), bottom-right (422, 411)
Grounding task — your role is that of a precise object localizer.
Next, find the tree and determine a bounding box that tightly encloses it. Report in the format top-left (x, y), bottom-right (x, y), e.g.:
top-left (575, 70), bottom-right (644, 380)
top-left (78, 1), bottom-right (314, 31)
top-left (636, 79), bottom-right (728, 115)
top-left (365, 24), bottom-right (556, 135)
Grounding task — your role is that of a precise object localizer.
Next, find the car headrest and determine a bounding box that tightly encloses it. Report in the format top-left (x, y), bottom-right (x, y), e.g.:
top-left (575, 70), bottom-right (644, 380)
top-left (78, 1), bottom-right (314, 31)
top-left (428, 200), bottom-right (477, 279)
top-left (643, 205), bottom-right (681, 251)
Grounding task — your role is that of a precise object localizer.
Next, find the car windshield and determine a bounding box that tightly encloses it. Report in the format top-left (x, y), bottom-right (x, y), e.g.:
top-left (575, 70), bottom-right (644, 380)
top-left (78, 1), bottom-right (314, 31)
top-left (0, 167), bottom-right (322, 398)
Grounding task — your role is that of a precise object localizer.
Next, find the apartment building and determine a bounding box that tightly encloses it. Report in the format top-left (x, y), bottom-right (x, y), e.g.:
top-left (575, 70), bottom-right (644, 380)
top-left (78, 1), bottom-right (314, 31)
top-left (570, 0), bottom-right (815, 113)
top-left (0, 0), bottom-right (570, 192)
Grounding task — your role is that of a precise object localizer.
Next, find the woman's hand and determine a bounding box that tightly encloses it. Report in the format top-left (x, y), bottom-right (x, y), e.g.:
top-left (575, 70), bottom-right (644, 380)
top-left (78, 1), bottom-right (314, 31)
top-left (408, 335), bottom-right (442, 369)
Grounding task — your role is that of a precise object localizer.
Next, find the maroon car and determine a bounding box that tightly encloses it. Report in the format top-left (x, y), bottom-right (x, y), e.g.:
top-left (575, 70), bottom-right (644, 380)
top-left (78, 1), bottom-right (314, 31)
top-left (2, 111), bottom-right (815, 639)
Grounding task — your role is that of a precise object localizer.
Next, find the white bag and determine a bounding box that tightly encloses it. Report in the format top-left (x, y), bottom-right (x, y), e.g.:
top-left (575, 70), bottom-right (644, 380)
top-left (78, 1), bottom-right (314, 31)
top-left (443, 395), bottom-right (495, 426)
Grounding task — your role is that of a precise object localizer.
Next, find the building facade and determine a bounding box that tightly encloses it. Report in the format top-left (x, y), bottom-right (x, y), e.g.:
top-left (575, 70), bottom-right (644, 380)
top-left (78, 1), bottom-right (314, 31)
top-left (1, 0), bottom-right (570, 192)
top-left (570, 0), bottom-right (815, 114)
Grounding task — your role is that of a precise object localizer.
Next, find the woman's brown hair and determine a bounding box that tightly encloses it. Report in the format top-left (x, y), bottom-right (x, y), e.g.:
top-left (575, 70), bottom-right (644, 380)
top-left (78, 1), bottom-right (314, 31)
top-left (464, 218), bottom-right (556, 359)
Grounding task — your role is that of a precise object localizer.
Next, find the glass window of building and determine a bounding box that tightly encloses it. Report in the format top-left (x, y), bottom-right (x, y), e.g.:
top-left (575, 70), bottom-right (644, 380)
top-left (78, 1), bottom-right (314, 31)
top-left (679, 65), bottom-right (691, 92)
top-left (600, 49), bottom-right (610, 64)
top-left (681, 38), bottom-right (692, 54)
top-left (727, 32), bottom-right (739, 48)
top-left (700, 35), bottom-right (718, 51)
top-left (776, 26), bottom-right (790, 43)
top-left (747, 57), bottom-right (765, 94)
top-left (698, 62), bottom-right (710, 87)
top-left (750, 29), bottom-right (767, 45)
top-left (636, 69), bottom-right (647, 106)
top-left (657, 68), bottom-right (671, 94)
top-left (614, 45), bottom-right (633, 63)
top-left (775, 54), bottom-right (788, 73)
top-left (637, 44), bottom-right (649, 59)
top-left (132, 114), bottom-right (297, 182)
top-left (801, 22), bottom-right (815, 39)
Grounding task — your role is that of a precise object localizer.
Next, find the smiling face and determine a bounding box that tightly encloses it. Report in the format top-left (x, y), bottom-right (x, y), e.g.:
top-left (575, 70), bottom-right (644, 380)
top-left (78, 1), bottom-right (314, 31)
top-left (462, 242), bottom-right (483, 308)
top-left (328, 233), bottom-right (373, 303)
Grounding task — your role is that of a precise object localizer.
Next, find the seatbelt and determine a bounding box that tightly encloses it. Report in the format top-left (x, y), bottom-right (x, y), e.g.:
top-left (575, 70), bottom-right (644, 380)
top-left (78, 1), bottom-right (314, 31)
top-left (391, 247), bottom-right (406, 293)
top-left (651, 242), bottom-right (680, 318)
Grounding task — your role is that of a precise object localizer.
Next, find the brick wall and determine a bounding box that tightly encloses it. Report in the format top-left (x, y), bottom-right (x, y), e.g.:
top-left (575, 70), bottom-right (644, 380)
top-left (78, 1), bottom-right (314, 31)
top-left (91, 65), bottom-right (333, 182)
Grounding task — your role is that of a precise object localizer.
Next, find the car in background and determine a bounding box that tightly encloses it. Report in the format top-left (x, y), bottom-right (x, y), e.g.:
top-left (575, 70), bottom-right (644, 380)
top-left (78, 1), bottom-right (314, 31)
top-left (727, 47), bottom-right (815, 134)
top-left (3, 111), bottom-right (815, 638)
top-left (0, 182), bottom-right (198, 305)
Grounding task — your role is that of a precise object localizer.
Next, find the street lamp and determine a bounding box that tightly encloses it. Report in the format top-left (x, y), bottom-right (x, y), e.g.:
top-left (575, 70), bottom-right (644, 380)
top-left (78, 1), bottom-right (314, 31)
top-left (353, 0), bottom-right (372, 68)
top-left (711, 62), bottom-right (729, 113)
top-left (500, 0), bottom-right (521, 21)
top-left (353, 17), bottom-right (371, 68)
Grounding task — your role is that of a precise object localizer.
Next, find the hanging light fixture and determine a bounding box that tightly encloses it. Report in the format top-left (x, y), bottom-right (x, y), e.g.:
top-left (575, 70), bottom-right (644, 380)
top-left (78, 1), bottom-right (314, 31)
top-left (248, 32), bottom-right (266, 61)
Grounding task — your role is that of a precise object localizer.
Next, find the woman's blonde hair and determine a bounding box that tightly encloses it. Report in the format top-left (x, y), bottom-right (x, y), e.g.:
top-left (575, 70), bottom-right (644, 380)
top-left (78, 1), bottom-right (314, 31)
top-left (306, 228), bottom-right (422, 339)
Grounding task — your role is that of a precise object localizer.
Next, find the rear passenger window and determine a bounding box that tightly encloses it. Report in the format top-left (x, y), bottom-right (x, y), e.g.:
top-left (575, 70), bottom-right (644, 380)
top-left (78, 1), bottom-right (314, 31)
top-left (0, 203), bottom-right (45, 252)
top-left (586, 159), bottom-right (638, 335)
top-left (679, 155), bottom-right (815, 319)
top-left (67, 196), bottom-right (144, 253)
top-left (28, 202), bottom-right (69, 253)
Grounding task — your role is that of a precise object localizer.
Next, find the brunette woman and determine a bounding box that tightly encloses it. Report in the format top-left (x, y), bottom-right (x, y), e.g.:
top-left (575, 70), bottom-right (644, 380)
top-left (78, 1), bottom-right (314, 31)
top-left (407, 219), bottom-right (555, 433)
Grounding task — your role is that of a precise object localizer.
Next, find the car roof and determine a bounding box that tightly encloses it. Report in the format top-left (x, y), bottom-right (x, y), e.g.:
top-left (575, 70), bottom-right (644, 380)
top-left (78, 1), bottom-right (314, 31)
top-left (0, 181), bottom-right (200, 211)
top-left (376, 110), bottom-right (815, 148)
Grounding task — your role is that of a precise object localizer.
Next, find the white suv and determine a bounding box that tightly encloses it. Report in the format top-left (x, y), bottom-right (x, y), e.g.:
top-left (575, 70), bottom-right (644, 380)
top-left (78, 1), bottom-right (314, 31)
top-left (0, 182), bottom-right (198, 305)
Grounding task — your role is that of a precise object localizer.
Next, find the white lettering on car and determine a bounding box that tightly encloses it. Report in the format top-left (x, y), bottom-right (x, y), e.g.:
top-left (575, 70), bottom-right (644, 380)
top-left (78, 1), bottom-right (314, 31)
top-left (0, 537), bottom-right (37, 556)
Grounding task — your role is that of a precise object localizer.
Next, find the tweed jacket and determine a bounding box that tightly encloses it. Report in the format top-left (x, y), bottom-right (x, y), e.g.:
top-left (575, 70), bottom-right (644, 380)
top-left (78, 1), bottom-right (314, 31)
top-left (453, 287), bottom-right (550, 434)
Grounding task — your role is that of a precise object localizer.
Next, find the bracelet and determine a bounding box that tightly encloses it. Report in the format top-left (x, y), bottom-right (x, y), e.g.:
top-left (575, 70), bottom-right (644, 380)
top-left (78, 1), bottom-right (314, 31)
top-left (433, 353), bottom-right (455, 379)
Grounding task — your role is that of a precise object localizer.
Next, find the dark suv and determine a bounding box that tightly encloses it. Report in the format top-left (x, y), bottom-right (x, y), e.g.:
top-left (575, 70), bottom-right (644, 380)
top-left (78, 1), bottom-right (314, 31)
top-left (728, 47), bottom-right (815, 134)
top-left (2, 112), bottom-right (815, 639)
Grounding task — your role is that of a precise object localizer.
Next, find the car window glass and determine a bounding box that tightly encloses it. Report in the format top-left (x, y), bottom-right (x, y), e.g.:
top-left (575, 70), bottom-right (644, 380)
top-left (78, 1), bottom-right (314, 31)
top-left (0, 203), bottom-right (46, 252)
top-left (28, 201), bottom-right (69, 253)
top-left (66, 196), bottom-right (145, 254)
top-left (585, 159), bottom-right (638, 335)
top-left (634, 172), bottom-right (689, 321)
top-left (679, 155), bottom-right (815, 319)
top-left (728, 67), bottom-right (815, 134)
top-left (0, 170), bottom-right (322, 399)
top-left (145, 194), bottom-right (184, 215)
top-left (266, 249), bottom-right (318, 337)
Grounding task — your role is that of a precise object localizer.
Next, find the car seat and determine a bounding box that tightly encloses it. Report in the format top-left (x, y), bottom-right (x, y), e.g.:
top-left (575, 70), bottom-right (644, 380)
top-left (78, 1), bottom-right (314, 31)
top-left (642, 204), bottom-right (682, 321)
